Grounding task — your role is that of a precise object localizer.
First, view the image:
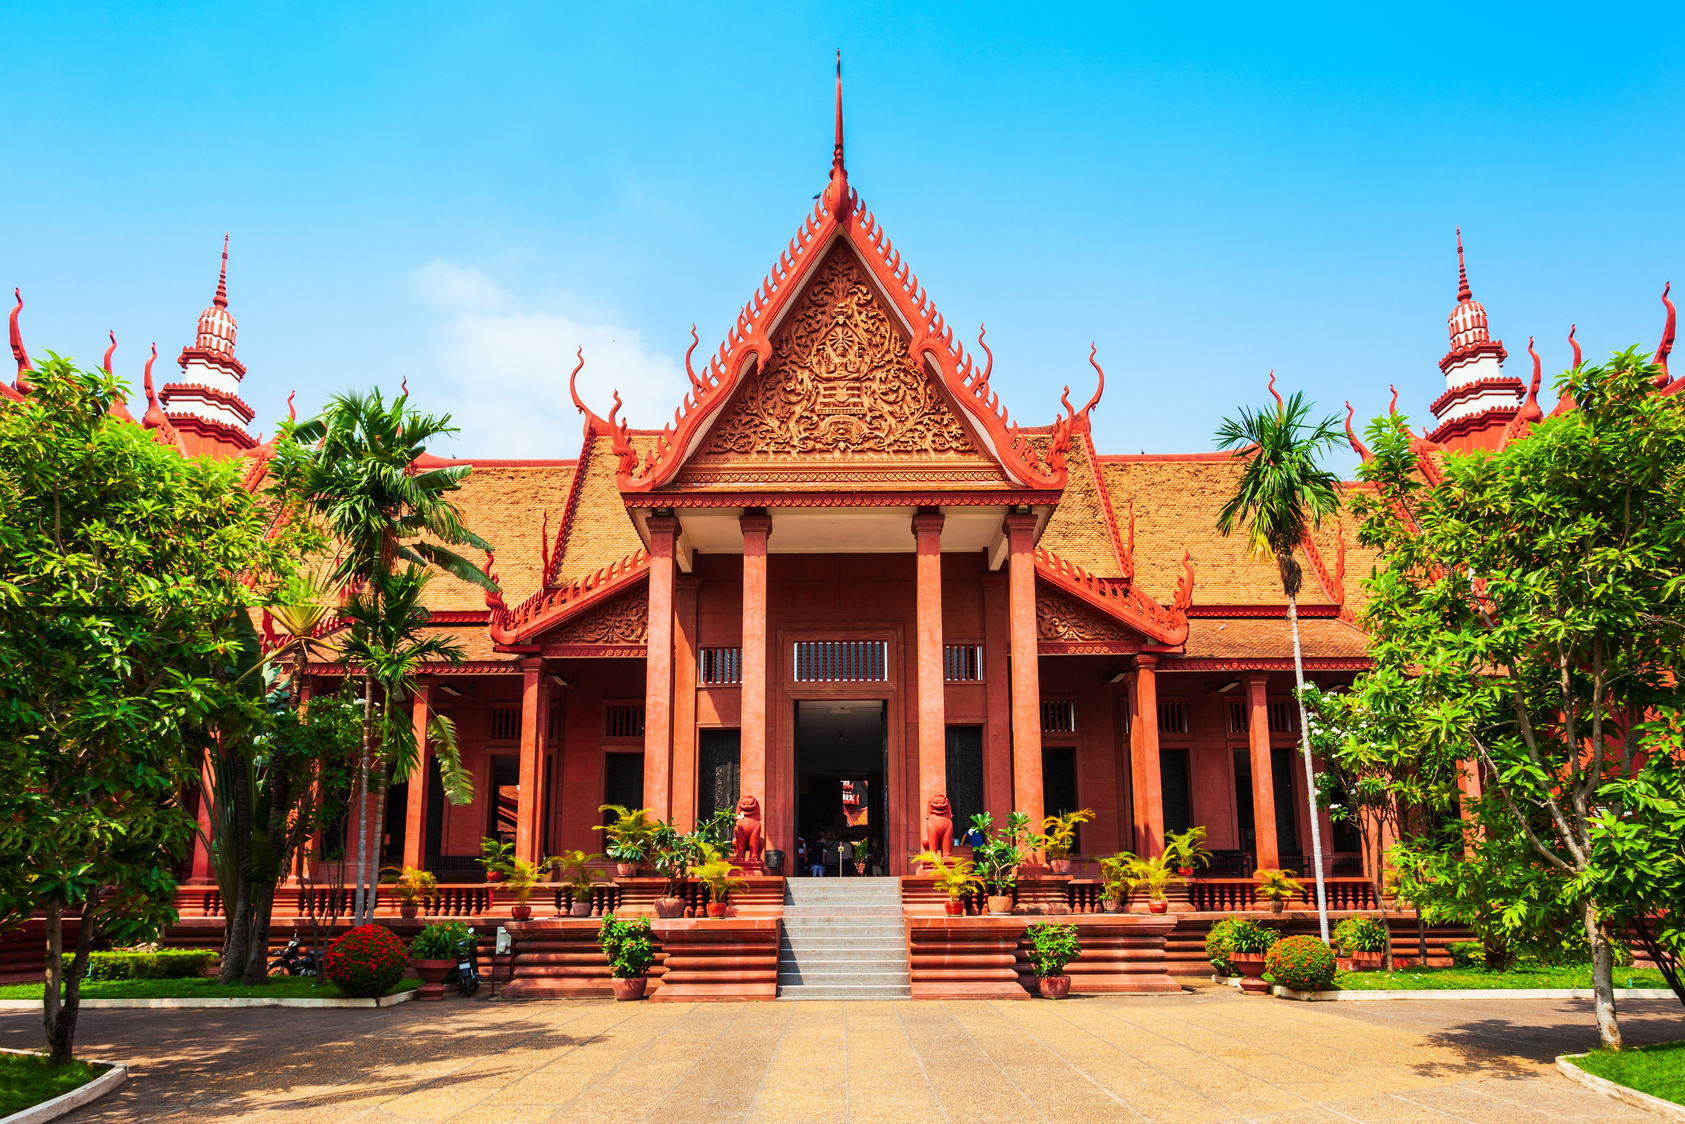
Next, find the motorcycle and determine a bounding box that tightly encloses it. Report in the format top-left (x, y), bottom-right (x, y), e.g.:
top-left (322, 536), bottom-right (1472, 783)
top-left (445, 934), bottom-right (480, 997)
top-left (267, 931), bottom-right (320, 977)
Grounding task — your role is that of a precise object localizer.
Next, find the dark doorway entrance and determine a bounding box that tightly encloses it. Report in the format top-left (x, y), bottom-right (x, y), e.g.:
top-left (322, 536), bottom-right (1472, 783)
top-left (698, 728), bottom-right (741, 822)
top-left (794, 700), bottom-right (886, 876)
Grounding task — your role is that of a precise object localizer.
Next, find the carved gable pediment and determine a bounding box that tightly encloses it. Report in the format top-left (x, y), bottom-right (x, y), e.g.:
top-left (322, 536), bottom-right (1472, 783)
top-left (674, 244), bottom-right (1007, 490)
top-left (1037, 586), bottom-right (1142, 652)
top-left (549, 590), bottom-right (648, 647)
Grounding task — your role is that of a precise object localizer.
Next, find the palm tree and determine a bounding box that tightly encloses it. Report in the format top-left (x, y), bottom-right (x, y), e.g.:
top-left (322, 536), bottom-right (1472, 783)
top-left (338, 565), bottom-right (475, 923)
top-left (1215, 381), bottom-right (1343, 942)
top-left (276, 389), bottom-right (496, 924)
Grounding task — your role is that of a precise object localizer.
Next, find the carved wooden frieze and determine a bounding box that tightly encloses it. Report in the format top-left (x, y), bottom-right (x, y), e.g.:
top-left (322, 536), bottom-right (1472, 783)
top-left (1036, 588), bottom-right (1138, 646)
top-left (551, 590), bottom-right (648, 646)
top-left (697, 247), bottom-right (996, 469)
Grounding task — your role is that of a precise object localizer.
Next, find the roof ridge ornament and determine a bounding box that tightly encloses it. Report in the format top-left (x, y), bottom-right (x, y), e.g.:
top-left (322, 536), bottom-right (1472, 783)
top-left (214, 232), bottom-right (230, 310)
top-left (10, 288), bottom-right (32, 392)
top-left (821, 52), bottom-right (852, 221)
top-left (1653, 282), bottom-right (1674, 387)
top-left (1456, 226), bottom-right (1472, 303)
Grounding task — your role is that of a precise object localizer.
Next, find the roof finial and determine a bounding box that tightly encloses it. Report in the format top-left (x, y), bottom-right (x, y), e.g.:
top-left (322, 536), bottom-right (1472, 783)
top-left (1082, 343), bottom-right (1105, 417)
top-left (1455, 226), bottom-right (1472, 303)
top-left (10, 288), bottom-right (32, 384)
top-left (142, 344), bottom-right (169, 430)
top-left (1568, 324), bottom-right (1581, 369)
top-left (1653, 281), bottom-right (1674, 387)
top-left (1266, 369), bottom-right (1283, 411)
top-left (214, 233), bottom-right (229, 310)
top-left (103, 331), bottom-right (116, 374)
top-left (833, 50), bottom-right (845, 175)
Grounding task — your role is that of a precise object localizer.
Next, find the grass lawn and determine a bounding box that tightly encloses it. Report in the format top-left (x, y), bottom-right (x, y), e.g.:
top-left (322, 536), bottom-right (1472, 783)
top-left (1570, 1041), bottom-right (1685, 1106)
top-left (0, 977), bottom-right (420, 1001)
top-left (0, 1052), bottom-right (108, 1117)
top-left (1330, 965), bottom-right (1673, 991)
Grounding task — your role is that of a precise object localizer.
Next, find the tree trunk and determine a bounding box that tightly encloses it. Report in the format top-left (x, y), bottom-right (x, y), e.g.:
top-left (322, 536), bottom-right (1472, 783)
top-left (219, 751), bottom-right (256, 985)
top-left (1286, 589), bottom-right (1330, 943)
top-left (1584, 899), bottom-right (1622, 1049)
top-left (354, 673), bottom-right (373, 925)
top-left (42, 903), bottom-right (64, 1063)
top-left (43, 897), bottom-right (98, 1066)
top-left (242, 883), bottom-right (278, 984)
top-left (367, 759), bottom-right (392, 922)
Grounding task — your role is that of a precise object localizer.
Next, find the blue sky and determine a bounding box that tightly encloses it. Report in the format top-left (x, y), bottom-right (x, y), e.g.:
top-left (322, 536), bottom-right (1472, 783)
top-left (5, 3), bottom-right (1683, 470)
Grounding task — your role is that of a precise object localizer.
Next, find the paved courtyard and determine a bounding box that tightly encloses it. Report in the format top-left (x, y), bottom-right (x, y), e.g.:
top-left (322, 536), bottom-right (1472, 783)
top-left (2, 985), bottom-right (1679, 1124)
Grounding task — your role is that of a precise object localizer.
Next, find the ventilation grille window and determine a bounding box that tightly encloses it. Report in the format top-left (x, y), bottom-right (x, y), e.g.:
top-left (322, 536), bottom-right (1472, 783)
top-left (700, 647), bottom-right (742, 685)
top-left (604, 703), bottom-right (645, 739)
top-left (944, 644), bottom-right (983, 682)
top-left (1157, 701), bottom-right (1188, 735)
top-left (1228, 701), bottom-right (1249, 734)
top-left (1267, 700), bottom-right (1295, 733)
top-left (1041, 699), bottom-right (1076, 734)
top-left (488, 706), bottom-right (521, 742)
top-left (793, 641), bottom-right (887, 683)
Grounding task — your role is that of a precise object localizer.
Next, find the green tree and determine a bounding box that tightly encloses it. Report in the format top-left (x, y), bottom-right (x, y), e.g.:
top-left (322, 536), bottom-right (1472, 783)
top-left (1215, 382), bottom-right (1343, 941)
top-left (273, 389), bottom-right (495, 925)
top-left (1348, 347), bottom-right (1685, 1048)
top-left (0, 356), bottom-right (294, 1063)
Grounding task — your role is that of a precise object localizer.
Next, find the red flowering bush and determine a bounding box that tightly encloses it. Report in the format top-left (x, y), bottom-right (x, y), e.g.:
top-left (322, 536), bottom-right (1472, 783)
top-left (1265, 935), bottom-right (1336, 992)
top-left (324, 924), bottom-right (407, 998)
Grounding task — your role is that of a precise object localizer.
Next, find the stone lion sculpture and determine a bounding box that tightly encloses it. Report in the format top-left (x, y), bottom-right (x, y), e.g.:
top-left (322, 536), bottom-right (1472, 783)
top-left (730, 794), bottom-right (764, 862)
top-left (923, 794), bottom-right (954, 858)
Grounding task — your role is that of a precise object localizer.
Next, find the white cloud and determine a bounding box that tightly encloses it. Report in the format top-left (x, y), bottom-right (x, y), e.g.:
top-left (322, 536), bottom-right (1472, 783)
top-left (409, 261), bottom-right (683, 458)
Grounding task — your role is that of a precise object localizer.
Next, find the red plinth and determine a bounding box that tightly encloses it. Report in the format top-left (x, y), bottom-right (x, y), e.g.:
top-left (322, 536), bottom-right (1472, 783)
top-left (648, 918), bottom-right (779, 1002)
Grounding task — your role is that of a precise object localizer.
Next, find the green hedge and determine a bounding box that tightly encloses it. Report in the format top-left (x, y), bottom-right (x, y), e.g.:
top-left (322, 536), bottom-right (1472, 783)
top-left (61, 950), bottom-right (216, 980)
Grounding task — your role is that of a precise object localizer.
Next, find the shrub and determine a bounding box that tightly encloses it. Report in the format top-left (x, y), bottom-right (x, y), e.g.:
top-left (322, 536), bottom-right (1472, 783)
top-left (411, 921), bottom-right (475, 961)
top-left (1266, 935), bottom-right (1337, 992)
top-left (61, 950), bottom-right (216, 981)
top-left (1205, 916), bottom-right (1279, 973)
top-left (1331, 916), bottom-right (1388, 955)
top-left (1025, 923), bottom-right (1081, 978)
top-left (597, 915), bottom-right (656, 979)
top-left (1448, 940), bottom-right (1483, 968)
top-left (324, 925), bottom-right (407, 997)
top-left (1205, 918), bottom-right (1242, 975)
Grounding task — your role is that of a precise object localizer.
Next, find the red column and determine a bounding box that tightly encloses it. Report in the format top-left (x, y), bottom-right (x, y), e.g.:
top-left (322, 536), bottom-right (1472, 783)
top-left (1130, 654), bottom-right (1164, 856)
top-left (739, 510), bottom-right (772, 832)
top-left (913, 508), bottom-right (947, 843)
top-left (642, 513), bottom-right (680, 821)
top-left (671, 574), bottom-right (700, 831)
top-left (1245, 672), bottom-right (1280, 870)
top-left (403, 678), bottom-right (435, 871)
top-left (1005, 511), bottom-right (1043, 837)
top-left (981, 573), bottom-right (1013, 825)
top-left (515, 659), bottom-right (549, 864)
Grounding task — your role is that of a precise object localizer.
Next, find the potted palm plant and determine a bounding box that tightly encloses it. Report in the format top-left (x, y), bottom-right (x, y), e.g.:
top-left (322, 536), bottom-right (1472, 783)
top-left (387, 866), bottom-right (436, 919)
top-left (968, 812), bottom-right (1028, 914)
top-left (1098, 851), bottom-right (1138, 912)
top-left (478, 836), bottom-right (513, 883)
top-left (1025, 921), bottom-right (1081, 999)
top-left (410, 921), bottom-right (472, 1001)
top-left (505, 858), bottom-right (541, 921)
top-left (597, 804), bottom-right (659, 877)
top-left (597, 914), bottom-right (656, 1000)
top-left (1162, 826), bottom-right (1212, 880)
top-left (1133, 854), bottom-right (1181, 914)
top-left (916, 851), bottom-right (983, 915)
top-left (553, 849), bottom-right (605, 916)
top-left (1039, 809), bottom-right (1095, 874)
top-left (652, 822), bottom-right (692, 918)
top-left (1221, 918), bottom-right (1280, 993)
top-left (694, 858), bottom-right (746, 918)
top-left (1332, 916), bottom-right (1388, 971)
top-left (851, 838), bottom-right (869, 875)
top-left (1255, 868), bottom-right (1303, 914)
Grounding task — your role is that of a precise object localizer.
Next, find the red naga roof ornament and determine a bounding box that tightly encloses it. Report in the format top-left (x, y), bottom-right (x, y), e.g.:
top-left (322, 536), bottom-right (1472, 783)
top-left (1033, 544), bottom-right (1190, 647)
top-left (607, 55), bottom-right (1075, 494)
top-left (1654, 282), bottom-right (1675, 388)
top-left (10, 288), bottom-right (32, 396)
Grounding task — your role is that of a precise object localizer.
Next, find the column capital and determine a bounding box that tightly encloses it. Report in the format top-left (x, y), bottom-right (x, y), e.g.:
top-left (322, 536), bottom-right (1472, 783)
top-left (520, 657), bottom-right (545, 674)
top-left (911, 506), bottom-right (946, 536)
top-left (1241, 670), bottom-right (1271, 689)
top-left (1003, 510), bottom-right (1038, 536)
top-left (646, 511), bottom-right (681, 538)
top-left (739, 508), bottom-right (772, 537)
top-left (1134, 652), bottom-right (1160, 672)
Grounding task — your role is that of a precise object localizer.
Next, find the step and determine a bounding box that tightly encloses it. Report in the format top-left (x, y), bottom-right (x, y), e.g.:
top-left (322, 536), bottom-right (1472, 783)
top-left (776, 984), bottom-right (912, 1000)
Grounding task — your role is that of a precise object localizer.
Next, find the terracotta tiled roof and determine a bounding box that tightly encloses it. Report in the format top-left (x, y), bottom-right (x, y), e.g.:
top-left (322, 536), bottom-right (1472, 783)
top-left (550, 435), bottom-right (650, 586)
top-left (1182, 617), bottom-right (1370, 661)
top-left (1038, 433), bottom-right (1126, 577)
top-left (420, 463), bottom-right (577, 612)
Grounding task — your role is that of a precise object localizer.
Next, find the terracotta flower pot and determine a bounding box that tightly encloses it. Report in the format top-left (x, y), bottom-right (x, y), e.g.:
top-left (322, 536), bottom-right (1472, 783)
top-left (654, 897), bottom-right (686, 918)
top-left (611, 976), bottom-right (647, 1001)
top-left (1228, 952), bottom-right (1266, 981)
top-left (1176, 867), bottom-right (1194, 878)
top-left (484, 870), bottom-right (502, 884)
top-left (615, 863), bottom-right (637, 878)
top-left (1147, 899), bottom-right (1168, 914)
top-left (706, 902), bottom-right (727, 918)
top-left (410, 957), bottom-right (454, 1001)
top-left (1100, 899), bottom-right (1121, 913)
top-left (1048, 859), bottom-right (1071, 874)
top-left (399, 904), bottom-right (418, 919)
top-left (1036, 975), bottom-right (1072, 999)
top-left (510, 904), bottom-right (531, 921)
top-left (986, 894), bottom-right (1014, 915)
top-left (1269, 898), bottom-right (1286, 914)
top-left (943, 899), bottom-right (965, 916)
top-left (1347, 950), bottom-right (1383, 971)
top-left (854, 862), bottom-right (866, 875)
top-left (569, 902), bottom-right (593, 918)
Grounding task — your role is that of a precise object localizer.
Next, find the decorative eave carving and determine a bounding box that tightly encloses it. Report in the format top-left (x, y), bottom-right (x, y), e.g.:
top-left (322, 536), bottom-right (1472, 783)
top-left (486, 545), bottom-right (651, 647)
top-left (1036, 586), bottom-right (1142, 655)
top-left (603, 186), bottom-right (1079, 495)
top-left (1033, 544), bottom-right (1190, 647)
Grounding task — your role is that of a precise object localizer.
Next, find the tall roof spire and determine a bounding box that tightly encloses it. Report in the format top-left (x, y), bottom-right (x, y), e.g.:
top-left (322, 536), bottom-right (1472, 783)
top-left (1455, 226), bottom-right (1472, 303)
top-left (833, 50), bottom-right (845, 174)
top-left (214, 232), bottom-right (229, 310)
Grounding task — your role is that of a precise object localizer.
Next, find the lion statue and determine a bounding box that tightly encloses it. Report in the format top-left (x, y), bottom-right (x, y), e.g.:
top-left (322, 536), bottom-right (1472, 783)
top-left (730, 794), bottom-right (764, 863)
top-left (923, 794), bottom-right (954, 858)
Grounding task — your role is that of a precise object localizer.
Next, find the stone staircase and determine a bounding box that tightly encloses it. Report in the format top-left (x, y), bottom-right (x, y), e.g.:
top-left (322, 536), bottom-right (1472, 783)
top-left (777, 878), bottom-right (911, 1000)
